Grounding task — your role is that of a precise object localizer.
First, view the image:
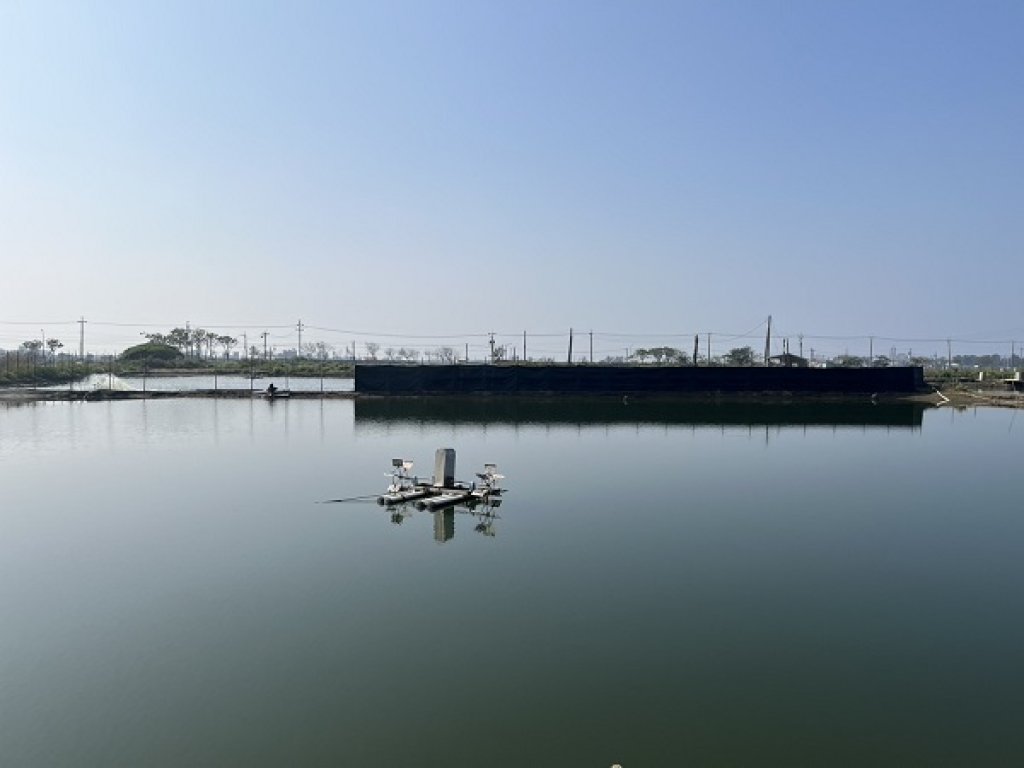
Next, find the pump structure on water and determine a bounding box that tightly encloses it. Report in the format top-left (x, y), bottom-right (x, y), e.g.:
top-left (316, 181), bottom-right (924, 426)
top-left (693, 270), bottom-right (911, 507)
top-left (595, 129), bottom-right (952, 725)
top-left (377, 447), bottom-right (505, 510)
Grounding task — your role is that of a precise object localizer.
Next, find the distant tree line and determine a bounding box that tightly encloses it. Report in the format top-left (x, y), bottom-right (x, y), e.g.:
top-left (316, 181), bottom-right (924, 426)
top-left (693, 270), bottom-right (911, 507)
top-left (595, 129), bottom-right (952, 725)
top-left (143, 328), bottom-right (238, 360)
top-left (361, 343), bottom-right (458, 363)
top-left (7, 338), bottom-right (67, 363)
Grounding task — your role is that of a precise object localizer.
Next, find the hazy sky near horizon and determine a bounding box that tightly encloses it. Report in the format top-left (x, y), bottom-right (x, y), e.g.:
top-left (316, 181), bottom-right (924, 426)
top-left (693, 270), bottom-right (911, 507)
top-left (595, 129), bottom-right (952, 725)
top-left (2, 1), bottom-right (1022, 357)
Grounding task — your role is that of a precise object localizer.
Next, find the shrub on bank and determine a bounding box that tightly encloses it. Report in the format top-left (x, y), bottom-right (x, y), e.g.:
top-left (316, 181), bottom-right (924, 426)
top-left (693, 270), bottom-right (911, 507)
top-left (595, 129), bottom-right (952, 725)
top-left (120, 343), bottom-right (183, 363)
top-left (0, 364), bottom-right (94, 387)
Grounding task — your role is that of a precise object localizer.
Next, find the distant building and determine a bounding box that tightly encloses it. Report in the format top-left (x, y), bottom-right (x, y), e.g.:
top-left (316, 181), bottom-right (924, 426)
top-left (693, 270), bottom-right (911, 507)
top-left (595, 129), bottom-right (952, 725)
top-left (768, 352), bottom-right (809, 368)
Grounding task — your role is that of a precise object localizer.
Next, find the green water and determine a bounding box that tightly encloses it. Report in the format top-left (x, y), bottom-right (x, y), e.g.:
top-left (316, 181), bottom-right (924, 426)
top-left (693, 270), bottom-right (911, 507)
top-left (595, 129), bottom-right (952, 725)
top-left (1, 399), bottom-right (1021, 766)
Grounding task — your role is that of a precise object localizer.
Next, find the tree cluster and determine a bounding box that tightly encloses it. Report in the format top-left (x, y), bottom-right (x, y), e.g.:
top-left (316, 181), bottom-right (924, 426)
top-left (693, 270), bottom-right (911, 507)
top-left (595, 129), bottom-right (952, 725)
top-left (723, 346), bottom-right (756, 366)
top-left (631, 347), bottom-right (689, 364)
top-left (145, 328), bottom-right (238, 360)
top-left (17, 338), bottom-right (64, 362)
top-left (363, 344), bottom-right (458, 363)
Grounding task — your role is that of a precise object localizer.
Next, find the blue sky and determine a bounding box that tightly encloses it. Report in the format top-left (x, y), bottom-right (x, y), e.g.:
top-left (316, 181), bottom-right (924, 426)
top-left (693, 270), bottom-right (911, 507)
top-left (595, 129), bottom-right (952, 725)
top-left (2, 0), bottom-right (1022, 359)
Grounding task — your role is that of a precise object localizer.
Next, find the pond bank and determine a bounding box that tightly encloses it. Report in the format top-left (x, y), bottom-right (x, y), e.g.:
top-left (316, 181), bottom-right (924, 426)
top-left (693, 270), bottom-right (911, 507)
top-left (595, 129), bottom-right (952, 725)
top-left (938, 389), bottom-right (1024, 409)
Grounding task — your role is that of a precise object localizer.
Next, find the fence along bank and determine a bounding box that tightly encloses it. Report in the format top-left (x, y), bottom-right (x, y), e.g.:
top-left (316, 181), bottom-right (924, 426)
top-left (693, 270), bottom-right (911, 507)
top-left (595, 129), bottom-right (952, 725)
top-left (355, 364), bottom-right (928, 396)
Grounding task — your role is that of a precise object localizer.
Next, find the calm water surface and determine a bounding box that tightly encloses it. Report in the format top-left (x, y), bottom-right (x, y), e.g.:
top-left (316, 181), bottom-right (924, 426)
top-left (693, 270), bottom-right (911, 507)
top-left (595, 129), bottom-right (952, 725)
top-left (1, 399), bottom-right (1022, 766)
top-left (44, 373), bottom-right (354, 392)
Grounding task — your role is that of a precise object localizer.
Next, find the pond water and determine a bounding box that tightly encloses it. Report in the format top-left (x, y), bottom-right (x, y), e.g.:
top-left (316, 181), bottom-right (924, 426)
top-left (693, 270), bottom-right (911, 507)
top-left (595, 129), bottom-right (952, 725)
top-left (42, 373), bottom-right (354, 392)
top-left (1, 399), bottom-right (1022, 766)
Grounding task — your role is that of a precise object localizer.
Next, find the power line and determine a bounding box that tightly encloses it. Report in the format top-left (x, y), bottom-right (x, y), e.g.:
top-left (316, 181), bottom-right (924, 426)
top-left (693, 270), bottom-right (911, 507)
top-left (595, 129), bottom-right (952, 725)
top-left (3, 317), bottom-right (1023, 361)
top-left (0, 320), bottom-right (77, 325)
top-left (89, 321), bottom-right (295, 329)
top-left (307, 325), bottom-right (490, 339)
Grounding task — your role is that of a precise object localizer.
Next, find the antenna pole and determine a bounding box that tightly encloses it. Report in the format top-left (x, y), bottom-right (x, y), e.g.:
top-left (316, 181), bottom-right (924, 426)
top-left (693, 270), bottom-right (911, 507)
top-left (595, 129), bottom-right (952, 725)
top-left (78, 316), bottom-right (87, 360)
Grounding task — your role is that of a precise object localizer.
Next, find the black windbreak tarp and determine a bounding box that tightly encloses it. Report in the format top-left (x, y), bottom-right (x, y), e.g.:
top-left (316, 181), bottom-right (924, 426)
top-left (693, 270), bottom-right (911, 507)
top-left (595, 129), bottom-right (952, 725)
top-left (355, 364), bottom-right (927, 395)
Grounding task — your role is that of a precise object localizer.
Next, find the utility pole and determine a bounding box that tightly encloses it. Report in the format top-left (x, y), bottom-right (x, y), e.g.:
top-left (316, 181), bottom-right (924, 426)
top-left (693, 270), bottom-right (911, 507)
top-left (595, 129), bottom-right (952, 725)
top-left (78, 316), bottom-right (87, 360)
top-left (869, 336), bottom-right (874, 365)
top-left (693, 334), bottom-right (699, 366)
top-left (261, 331), bottom-right (269, 361)
top-left (589, 330), bottom-right (593, 363)
top-left (523, 331), bottom-right (527, 362)
top-left (706, 332), bottom-right (711, 365)
top-left (297, 319), bottom-right (304, 358)
top-left (242, 332), bottom-right (248, 361)
top-left (764, 315), bottom-right (771, 367)
top-left (799, 334), bottom-right (803, 359)
top-left (489, 332), bottom-right (496, 363)
top-left (947, 338), bottom-right (952, 370)
top-left (568, 328), bottom-right (573, 364)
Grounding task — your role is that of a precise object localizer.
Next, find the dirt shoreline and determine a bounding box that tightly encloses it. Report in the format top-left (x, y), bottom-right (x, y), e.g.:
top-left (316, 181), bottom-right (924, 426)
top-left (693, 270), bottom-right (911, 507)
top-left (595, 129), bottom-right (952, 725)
top-left (937, 389), bottom-right (1024, 409)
